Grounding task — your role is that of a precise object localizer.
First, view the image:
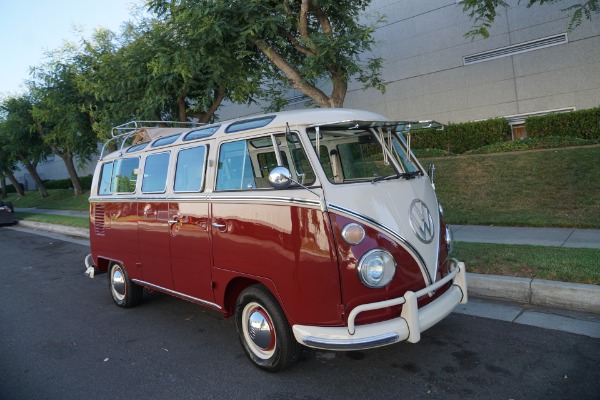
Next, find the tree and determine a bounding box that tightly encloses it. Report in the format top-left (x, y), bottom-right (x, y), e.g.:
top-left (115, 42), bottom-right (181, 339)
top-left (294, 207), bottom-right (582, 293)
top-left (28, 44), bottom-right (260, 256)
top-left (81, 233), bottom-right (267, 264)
top-left (0, 145), bottom-right (25, 198)
top-left (462, 0), bottom-right (598, 38)
top-left (79, 17), bottom-right (262, 141)
top-left (29, 47), bottom-right (99, 196)
top-left (148, 0), bottom-right (386, 109)
top-left (0, 95), bottom-right (50, 197)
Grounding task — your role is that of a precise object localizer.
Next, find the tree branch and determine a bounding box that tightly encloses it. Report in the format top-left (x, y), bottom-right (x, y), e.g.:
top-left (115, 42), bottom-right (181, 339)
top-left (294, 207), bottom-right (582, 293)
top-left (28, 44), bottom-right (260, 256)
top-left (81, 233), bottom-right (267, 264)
top-left (252, 38), bottom-right (331, 107)
top-left (278, 27), bottom-right (316, 56)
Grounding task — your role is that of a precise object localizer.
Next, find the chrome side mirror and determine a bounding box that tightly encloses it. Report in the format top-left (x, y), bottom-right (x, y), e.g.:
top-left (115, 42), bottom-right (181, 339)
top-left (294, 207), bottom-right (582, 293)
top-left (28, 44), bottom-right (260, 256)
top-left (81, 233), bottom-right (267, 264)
top-left (268, 166), bottom-right (292, 190)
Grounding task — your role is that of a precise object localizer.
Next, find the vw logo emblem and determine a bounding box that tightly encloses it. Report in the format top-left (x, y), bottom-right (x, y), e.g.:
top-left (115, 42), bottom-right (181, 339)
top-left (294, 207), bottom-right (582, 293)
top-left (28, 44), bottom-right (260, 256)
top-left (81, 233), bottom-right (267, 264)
top-left (409, 200), bottom-right (435, 243)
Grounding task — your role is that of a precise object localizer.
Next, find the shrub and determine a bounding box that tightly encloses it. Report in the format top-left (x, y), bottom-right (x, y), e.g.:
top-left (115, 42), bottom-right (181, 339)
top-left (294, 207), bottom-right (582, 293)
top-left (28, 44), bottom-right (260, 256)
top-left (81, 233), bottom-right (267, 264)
top-left (412, 118), bottom-right (510, 154)
top-left (526, 107), bottom-right (600, 140)
top-left (41, 175), bottom-right (93, 190)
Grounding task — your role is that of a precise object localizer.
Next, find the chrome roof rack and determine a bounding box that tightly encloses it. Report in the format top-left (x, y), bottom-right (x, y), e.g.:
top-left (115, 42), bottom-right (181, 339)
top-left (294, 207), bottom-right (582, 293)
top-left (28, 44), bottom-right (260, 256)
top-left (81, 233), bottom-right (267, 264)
top-left (100, 121), bottom-right (201, 160)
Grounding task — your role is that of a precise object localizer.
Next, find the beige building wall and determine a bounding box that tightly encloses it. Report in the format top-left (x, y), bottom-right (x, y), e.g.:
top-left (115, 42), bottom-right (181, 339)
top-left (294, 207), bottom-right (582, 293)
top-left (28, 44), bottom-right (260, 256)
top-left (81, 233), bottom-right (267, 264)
top-left (343, 0), bottom-right (600, 123)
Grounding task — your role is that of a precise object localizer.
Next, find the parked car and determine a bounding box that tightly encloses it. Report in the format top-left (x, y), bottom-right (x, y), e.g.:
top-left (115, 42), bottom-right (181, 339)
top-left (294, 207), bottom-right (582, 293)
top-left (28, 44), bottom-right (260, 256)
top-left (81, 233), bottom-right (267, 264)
top-left (0, 201), bottom-right (15, 225)
top-left (85, 108), bottom-right (467, 372)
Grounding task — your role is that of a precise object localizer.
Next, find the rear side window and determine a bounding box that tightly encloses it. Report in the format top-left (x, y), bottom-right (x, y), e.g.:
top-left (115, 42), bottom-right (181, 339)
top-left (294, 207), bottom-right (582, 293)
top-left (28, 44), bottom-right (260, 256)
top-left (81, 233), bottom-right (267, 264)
top-left (142, 152), bottom-right (170, 193)
top-left (98, 162), bottom-right (113, 195)
top-left (111, 158), bottom-right (139, 193)
top-left (174, 146), bottom-right (207, 192)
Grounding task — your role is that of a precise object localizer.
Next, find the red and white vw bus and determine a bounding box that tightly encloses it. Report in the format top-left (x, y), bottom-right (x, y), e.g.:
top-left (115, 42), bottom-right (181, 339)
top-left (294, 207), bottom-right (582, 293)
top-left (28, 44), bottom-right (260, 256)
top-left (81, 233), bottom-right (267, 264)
top-left (85, 108), bottom-right (467, 372)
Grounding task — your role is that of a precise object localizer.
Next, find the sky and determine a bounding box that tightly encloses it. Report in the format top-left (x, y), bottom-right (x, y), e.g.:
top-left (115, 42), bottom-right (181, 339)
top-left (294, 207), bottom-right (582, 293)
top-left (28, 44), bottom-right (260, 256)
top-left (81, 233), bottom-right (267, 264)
top-left (0, 0), bottom-right (141, 97)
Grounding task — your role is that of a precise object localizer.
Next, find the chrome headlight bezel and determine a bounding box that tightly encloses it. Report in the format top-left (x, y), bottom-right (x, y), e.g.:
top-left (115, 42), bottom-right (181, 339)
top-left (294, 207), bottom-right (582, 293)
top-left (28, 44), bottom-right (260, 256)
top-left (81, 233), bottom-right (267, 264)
top-left (357, 249), bottom-right (397, 289)
top-left (445, 225), bottom-right (454, 254)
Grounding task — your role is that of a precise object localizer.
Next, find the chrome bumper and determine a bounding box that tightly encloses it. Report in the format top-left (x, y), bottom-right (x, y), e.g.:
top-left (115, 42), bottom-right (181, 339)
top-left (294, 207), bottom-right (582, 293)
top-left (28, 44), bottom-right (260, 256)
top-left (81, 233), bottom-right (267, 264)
top-left (292, 259), bottom-right (467, 351)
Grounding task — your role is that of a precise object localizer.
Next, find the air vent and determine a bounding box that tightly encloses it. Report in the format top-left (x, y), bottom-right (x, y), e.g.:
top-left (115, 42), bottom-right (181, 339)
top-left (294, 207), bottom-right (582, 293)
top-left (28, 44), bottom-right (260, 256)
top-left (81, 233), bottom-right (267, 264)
top-left (94, 204), bottom-right (106, 236)
top-left (464, 33), bottom-right (568, 65)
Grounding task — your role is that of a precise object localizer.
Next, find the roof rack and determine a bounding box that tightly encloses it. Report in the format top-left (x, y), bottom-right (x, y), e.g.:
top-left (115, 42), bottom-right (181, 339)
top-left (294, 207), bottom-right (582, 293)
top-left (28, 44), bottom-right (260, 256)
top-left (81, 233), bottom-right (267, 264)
top-left (100, 121), bottom-right (201, 160)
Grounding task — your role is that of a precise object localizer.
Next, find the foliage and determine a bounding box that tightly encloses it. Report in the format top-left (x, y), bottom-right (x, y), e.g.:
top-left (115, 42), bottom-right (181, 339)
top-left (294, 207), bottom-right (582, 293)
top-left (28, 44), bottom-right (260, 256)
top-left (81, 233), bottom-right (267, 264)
top-left (78, 18), bottom-right (262, 140)
top-left (148, 0), bottom-right (386, 108)
top-left (0, 96), bottom-right (49, 165)
top-left (525, 107), bottom-right (600, 140)
top-left (411, 118), bottom-right (510, 154)
top-left (28, 45), bottom-right (100, 195)
top-left (42, 175), bottom-right (93, 190)
top-left (462, 0), bottom-right (599, 38)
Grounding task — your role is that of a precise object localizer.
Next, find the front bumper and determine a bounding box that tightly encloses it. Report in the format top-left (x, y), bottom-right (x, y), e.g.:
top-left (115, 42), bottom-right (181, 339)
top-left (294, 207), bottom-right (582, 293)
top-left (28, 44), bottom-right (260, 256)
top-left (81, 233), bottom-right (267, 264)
top-left (292, 259), bottom-right (467, 351)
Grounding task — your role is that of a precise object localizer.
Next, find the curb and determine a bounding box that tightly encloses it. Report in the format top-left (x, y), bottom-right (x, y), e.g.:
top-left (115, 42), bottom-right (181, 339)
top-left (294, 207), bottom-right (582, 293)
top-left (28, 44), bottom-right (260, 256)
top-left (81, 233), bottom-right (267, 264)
top-left (467, 273), bottom-right (600, 314)
top-left (16, 220), bottom-right (90, 239)
top-left (12, 220), bottom-right (600, 315)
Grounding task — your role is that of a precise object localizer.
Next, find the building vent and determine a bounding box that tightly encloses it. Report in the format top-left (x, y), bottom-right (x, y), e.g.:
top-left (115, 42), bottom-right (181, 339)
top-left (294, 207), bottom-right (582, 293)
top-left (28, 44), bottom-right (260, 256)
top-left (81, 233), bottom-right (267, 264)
top-left (464, 33), bottom-right (568, 65)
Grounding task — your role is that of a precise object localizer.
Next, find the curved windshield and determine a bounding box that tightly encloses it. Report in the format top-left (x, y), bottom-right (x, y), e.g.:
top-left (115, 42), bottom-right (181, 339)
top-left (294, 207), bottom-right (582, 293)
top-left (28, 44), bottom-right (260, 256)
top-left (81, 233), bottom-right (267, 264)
top-left (308, 126), bottom-right (421, 184)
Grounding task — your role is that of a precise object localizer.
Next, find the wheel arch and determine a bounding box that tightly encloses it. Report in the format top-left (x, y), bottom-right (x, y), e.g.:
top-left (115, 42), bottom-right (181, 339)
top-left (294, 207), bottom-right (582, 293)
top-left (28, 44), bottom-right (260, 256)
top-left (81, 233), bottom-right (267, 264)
top-left (221, 276), bottom-right (289, 322)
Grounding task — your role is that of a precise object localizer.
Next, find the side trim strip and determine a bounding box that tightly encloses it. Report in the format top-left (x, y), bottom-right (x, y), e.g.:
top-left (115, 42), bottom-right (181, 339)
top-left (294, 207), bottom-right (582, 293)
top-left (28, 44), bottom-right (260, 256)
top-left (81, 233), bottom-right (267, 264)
top-left (132, 279), bottom-right (222, 310)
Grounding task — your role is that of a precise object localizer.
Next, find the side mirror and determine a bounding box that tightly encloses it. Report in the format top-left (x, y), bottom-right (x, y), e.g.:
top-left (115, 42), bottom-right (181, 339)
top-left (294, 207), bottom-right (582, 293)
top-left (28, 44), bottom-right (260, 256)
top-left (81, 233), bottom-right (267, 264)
top-left (268, 166), bottom-right (292, 190)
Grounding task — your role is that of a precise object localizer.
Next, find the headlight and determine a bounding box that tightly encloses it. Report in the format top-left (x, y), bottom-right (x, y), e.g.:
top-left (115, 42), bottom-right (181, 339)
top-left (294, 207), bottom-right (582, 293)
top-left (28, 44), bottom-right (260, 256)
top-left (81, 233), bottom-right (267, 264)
top-left (357, 249), bottom-right (396, 288)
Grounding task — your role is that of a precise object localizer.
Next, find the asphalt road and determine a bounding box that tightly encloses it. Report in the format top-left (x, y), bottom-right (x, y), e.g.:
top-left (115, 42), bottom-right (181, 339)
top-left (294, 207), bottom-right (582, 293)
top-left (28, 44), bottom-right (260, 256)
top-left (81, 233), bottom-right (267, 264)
top-left (1, 228), bottom-right (599, 400)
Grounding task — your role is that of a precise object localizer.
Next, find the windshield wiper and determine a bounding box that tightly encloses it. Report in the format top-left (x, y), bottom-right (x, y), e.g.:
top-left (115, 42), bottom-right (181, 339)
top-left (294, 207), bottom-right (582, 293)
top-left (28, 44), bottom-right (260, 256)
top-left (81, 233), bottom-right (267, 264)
top-left (371, 171), bottom-right (423, 183)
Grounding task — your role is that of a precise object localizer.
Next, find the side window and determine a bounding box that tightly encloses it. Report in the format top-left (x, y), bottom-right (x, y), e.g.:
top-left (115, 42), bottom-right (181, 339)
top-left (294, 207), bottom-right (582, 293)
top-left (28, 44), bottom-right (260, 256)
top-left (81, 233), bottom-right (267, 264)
top-left (174, 146), bottom-right (207, 192)
top-left (216, 140), bottom-right (256, 191)
top-left (98, 162), bottom-right (113, 195)
top-left (142, 152), bottom-right (170, 193)
top-left (111, 157), bottom-right (139, 193)
top-left (283, 133), bottom-right (316, 186)
top-left (215, 133), bottom-right (316, 191)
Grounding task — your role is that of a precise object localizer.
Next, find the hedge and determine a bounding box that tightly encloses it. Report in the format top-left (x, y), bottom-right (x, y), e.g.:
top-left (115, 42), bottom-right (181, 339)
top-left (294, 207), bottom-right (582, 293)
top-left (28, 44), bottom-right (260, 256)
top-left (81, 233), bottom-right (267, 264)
top-left (411, 118), bottom-right (510, 154)
top-left (526, 107), bottom-right (600, 140)
top-left (42, 175), bottom-right (93, 190)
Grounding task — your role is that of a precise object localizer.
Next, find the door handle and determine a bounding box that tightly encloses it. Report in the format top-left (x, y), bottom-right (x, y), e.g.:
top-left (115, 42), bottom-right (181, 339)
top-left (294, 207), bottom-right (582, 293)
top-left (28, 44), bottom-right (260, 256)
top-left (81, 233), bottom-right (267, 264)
top-left (212, 222), bottom-right (226, 229)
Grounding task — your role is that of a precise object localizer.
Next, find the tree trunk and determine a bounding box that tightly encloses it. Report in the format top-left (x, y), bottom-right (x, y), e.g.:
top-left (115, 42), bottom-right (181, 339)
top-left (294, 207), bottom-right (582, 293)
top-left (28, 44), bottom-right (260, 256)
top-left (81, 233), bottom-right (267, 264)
top-left (191, 85), bottom-right (227, 124)
top-left (178, 95), bottom-right (187, 122)
top-left (18, 156), bottom-right (49, 198)
top-left (2, 169), bottom-right (25, 198)
top-left (1, 174), bottom-right (7, 199)
top-left (57, 153), bottom-right (84, 196)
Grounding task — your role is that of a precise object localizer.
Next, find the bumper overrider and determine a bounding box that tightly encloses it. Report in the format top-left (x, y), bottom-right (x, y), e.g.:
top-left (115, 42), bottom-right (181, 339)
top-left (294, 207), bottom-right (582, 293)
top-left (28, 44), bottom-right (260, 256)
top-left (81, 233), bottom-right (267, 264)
top-left (292, 258), bottom-right (468, 351)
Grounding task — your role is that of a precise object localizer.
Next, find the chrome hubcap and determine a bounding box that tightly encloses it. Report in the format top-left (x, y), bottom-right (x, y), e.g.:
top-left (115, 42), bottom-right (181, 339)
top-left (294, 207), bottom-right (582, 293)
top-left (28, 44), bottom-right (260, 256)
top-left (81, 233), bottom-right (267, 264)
top-left (248, 308), bottom-right (273, 349)
top-left (242, 302), bottom-right (275, 359)
top-left (111, 266), bottom-right (126, 301)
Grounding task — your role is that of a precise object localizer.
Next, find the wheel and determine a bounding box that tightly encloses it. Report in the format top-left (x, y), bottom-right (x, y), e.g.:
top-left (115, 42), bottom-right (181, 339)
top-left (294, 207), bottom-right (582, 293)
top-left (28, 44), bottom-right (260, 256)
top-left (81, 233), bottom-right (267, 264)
top-left (235, 285), bottom-right (300, 372)
top-left (108, 262), bottom-right (143, 308)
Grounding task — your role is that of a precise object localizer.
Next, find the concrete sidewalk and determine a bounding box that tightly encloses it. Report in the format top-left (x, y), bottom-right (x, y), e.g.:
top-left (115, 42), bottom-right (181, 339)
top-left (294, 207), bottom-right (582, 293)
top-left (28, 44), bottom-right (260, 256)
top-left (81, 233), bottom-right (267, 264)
top-left (451, 224), bottom-right (600, 249)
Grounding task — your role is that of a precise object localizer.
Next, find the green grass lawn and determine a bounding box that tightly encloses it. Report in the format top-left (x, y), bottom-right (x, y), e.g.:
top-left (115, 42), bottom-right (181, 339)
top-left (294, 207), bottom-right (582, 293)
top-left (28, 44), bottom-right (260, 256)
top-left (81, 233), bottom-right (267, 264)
top-left (423, 146), bottom-right (600, 229)
top-left (4, 189), bottom-right (90, 210)
top-left (453, 242), bottom-right (600, 285)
